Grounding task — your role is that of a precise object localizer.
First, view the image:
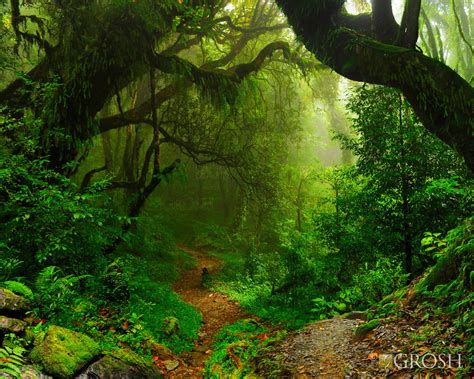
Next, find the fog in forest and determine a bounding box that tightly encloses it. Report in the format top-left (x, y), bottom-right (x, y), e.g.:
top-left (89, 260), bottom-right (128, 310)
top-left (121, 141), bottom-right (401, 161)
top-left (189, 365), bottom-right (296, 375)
top-left (0, 0), bottom-right (472, 377)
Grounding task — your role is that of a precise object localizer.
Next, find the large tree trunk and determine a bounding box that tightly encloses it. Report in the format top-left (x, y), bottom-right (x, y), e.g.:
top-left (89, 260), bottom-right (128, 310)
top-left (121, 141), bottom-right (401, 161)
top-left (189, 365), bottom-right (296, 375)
top-left (275, 1), bottom-right (474, 172)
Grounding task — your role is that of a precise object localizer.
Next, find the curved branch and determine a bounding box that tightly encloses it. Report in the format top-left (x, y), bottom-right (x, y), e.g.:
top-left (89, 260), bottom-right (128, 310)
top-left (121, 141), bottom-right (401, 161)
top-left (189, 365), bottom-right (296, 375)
top-left (229, 41), bottom-right (292, 79)
top-left (99, 82), bottom-right (185, 133)
top-left (151, 40), bottom-right (293, 82)
top-left (80, 165), bottom-right (107, 192)
top-left (100, 40), bottom-right (299, 136)
top-left (214, 16), bottom-right (287, 34)
top-left (275, 0), bottom-right (474, 172)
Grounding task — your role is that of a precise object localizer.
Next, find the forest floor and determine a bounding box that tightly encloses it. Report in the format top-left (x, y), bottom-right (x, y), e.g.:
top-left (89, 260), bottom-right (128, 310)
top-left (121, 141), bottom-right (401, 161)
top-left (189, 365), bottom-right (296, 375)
top-left (167, 245), bottom-right (249, 378)
top-left (258, 308), bottom-right (463, 378)
top-left (162, 248), bottom-right (465, 378)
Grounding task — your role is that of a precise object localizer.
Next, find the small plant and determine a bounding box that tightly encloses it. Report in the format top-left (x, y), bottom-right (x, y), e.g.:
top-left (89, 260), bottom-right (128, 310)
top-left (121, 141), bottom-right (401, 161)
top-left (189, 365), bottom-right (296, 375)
top-left (0, 334), bottom-right (26, 378)
top-left (311, 297), bottom-right (346, 320)
top-left (101, 259), bottom-right (130, 302)
top-left (0, 256), bottom-right (23, 282)
top-left (33, 266), bottom-right (90, 320)
top-left (421, 232), bottom-right (447, 259)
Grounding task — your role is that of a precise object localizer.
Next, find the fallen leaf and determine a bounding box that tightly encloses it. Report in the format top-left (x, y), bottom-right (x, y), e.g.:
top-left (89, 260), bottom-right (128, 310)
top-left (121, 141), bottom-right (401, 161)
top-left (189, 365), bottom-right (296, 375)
top-left (368, 353), bottom-right (379, 360)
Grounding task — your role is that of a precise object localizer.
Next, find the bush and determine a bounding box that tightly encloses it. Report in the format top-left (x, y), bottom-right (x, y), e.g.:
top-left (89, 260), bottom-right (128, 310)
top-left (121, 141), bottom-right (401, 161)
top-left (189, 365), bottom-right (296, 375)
top-left (33, 266), bottom-right (90, 322)
top-left (100, 259), bottom-right (130, 302)
top-left (311, 258), bottom-right (407, 319)
top-left (0, 155), bottom-right (121, 275)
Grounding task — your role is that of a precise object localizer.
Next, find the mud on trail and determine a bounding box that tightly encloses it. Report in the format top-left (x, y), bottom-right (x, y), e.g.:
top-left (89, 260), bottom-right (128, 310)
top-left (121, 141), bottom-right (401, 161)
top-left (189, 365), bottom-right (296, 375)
top-left (166, 245), bottom-right (249, 378)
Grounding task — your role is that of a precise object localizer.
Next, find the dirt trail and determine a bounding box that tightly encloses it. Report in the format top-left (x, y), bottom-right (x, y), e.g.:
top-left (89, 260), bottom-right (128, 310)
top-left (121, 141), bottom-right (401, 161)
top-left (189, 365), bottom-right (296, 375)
top-left (262, 318), bottom-right (365, 378)
top-left (167, 245), bottom-right (248, 378)
top-left (258, 315), bottom-right (453, 378)
top-left (164, 247), bottom-right (424, 378)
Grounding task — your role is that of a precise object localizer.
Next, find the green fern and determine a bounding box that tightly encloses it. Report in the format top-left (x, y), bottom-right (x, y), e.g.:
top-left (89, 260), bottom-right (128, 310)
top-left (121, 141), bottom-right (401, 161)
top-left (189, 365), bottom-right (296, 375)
top-left (0, 336), bottom-right (26, 379)
top-left (34, 266), bottom-right (90, 319)
top-left (2, 281), bottom-right (34, 301)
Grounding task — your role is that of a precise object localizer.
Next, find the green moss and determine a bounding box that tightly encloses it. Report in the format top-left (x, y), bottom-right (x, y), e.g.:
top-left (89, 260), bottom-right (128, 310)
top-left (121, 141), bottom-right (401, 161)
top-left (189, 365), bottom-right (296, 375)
top-left (105, 349), bottom-right (163, 377)
top-left (2, 281), bottom-right (34, 301)
top-left (30, 325), bottom-right (100, 377)
top-left (0, 288), bottom-right (30, 311)
top-left (353, 319), bottom-right (380, 340)
top-left (109, 348), bottom-right (150, 368)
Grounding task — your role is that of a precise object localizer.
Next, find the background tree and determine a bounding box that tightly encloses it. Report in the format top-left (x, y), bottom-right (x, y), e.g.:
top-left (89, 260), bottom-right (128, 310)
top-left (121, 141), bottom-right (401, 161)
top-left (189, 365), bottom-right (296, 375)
top-left (342, 85), bottom-right (468, 274)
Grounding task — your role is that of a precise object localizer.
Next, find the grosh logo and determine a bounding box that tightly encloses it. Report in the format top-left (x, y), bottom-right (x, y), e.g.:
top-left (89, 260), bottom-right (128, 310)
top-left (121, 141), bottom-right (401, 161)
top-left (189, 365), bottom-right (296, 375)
top-left (393, 353), bottom-right (463, 369)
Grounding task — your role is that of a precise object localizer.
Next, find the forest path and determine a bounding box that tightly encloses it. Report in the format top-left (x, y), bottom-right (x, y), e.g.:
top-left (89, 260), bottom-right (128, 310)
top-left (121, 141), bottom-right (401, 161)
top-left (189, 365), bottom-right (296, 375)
top-left (259, 317), bottom-right (367, 378)
top-left (167, 245), bottom-right (249, 378)
top-left (257, 315), bottom-right (430, 378)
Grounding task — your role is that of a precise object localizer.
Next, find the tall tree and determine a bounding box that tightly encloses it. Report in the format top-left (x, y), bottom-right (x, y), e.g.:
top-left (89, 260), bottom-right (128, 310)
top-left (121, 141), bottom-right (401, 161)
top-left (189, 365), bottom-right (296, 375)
top-left (344, 86), bottom-right (467, 274)
top-left (0, 0), bottom-right (301, 167)
top-left (0, 0), bottom-right (318, 227)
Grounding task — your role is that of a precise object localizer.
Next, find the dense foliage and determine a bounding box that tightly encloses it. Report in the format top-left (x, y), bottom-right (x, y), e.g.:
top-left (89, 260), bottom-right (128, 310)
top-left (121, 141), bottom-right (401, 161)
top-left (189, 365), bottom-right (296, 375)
top-left (0, 0), bottom-right (472, 377)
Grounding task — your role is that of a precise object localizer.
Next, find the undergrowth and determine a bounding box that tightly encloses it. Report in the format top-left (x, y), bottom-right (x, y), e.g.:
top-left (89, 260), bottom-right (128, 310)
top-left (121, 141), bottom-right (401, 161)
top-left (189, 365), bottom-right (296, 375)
top-left (205, 319), bottom-right (286, 378)
top-left (366, 218), bottom-right (473, 376)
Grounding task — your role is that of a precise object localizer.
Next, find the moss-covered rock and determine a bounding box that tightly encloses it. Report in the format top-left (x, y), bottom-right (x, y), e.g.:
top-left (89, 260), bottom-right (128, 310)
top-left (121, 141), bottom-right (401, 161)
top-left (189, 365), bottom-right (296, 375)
top-left (21, 365), bottom-right (53, 379)
top-left (111, 348), bottom-right (159, 371)
top-left (2, 281), bottom-right (34, 302)
top-left (0, 288), bottom-right (30, 313)
top-left (30, 325), bottom-right (100, 377)
top-left (143, 339), bottom-right (174, 360)
top-left (0, 365), bottom-right (53, 379)
top-left (420, 221), bottom-right (473, 291)
top-left (353, 319), bottom-right (380, 340)
top-left (0, 315), bottom-right (26, 333)
top-left (78, 349), bottom-right (163, 378)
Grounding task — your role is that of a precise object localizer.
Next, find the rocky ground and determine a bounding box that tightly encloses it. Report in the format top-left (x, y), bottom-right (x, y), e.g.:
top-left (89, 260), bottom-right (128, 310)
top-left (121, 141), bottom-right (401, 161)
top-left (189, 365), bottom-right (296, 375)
top-left (257, 314), bottom-right (464, 378)
top-left (2, 250), bottom-right (468, 378)
top-left (0, 247), bottom-right (251, 379)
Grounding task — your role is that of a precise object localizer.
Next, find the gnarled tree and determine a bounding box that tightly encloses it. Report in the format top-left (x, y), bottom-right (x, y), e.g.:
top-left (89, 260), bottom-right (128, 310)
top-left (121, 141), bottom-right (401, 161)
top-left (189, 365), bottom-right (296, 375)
top-left (274, 0), bottom-right (474, 172)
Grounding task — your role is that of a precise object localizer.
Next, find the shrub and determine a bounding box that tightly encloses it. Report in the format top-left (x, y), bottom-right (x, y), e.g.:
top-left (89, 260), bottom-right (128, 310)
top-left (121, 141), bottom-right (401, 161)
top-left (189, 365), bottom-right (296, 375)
top-left (33, 266), bottom-right (90, 322)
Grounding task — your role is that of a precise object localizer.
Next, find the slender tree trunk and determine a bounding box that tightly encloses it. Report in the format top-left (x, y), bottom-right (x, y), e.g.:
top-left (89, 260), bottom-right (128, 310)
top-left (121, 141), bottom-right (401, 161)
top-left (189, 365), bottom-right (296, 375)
top-left (399, 95), bottom-right (413, 275)
top-left (218, 173), bottom-right (230, 221)
top-left (402, 190), bottom-right (413, 274)
top-left (295, 177), bottom-right (304, 231)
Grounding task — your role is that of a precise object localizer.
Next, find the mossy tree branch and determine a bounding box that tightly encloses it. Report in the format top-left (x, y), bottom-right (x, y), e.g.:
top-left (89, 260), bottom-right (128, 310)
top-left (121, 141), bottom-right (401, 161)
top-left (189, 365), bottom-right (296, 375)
top-left (100, 40), bottom-right (297, 135)
top-left (275, 0), bottom-right (474, 172)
